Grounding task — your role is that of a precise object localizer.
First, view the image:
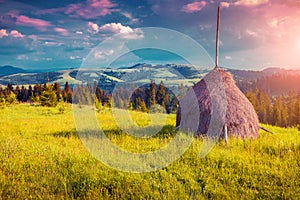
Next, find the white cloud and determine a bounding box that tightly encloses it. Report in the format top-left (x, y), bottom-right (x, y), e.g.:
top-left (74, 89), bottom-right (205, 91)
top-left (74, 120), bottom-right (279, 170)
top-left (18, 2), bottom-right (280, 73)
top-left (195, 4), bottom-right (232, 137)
top-left (88, 22), bottom-right (99, 33)
top-left (99, 22), bottom-right (144, 39)
top-left (122, 12), bottom-right (132, 19)
top-left (246, 29), bottom-right (259, 37)
top-left (99, 22), bottom-right (133, 34)
top-left (76, 31), bottom-right (83, 35)
top-left (121, 12), bottom-right (139, 24)
top-left (17, 54), bottom-right (29, 60)
top-left (44, 41), bottom-right (63, 46)
top-left (94, 49), bottom-right (114, 59)
top-left (225, 56), bottom-right (232, 60)
top-left (70, 55), bottom-right (80, 60)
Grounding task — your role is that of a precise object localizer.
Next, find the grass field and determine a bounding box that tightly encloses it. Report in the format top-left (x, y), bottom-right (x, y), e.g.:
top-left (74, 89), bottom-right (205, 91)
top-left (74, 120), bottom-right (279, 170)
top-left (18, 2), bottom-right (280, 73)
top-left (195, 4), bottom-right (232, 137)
top-left (0, 104), bottom-right (299, 199)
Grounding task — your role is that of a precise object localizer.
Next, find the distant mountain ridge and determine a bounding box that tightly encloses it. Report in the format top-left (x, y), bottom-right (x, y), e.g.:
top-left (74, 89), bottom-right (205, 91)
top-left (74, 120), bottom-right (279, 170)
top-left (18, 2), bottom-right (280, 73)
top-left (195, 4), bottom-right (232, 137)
top-left (1, 64), bottom-right (300, 94)
top-left (0, 65), bottom-right (27, 77)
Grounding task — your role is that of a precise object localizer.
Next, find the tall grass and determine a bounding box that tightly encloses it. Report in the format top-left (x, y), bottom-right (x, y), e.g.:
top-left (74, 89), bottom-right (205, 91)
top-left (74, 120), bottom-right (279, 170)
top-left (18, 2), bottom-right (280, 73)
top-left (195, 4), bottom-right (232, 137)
top-left (0, 104), bottom-right (299, 199)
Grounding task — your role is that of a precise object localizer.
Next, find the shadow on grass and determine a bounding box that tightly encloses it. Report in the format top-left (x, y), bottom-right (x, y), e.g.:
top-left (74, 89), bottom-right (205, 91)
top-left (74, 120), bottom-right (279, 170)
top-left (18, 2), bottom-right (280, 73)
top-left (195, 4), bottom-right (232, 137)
top-left (52, 129), bottom-right (79, 138)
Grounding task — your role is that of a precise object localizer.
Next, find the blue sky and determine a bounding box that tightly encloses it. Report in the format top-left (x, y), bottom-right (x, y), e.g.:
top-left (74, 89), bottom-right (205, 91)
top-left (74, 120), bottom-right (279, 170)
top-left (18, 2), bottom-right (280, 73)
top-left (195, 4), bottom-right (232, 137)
top-left (0, 0), bottom-right (300, 70)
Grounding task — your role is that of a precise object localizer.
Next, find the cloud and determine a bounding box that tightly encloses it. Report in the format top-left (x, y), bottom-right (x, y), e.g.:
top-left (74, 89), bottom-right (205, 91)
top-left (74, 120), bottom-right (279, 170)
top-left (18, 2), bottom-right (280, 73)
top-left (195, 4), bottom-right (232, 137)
top-left (0, 29), bottom-right (8, 38)
top-left (99, 22), bottom-right (144, 39)
top-left (234, 0), bottom-right (269, 6)
top-left (181, 1), bottom-right (207, 13)
top-left (0, 29), bottom-right (24, 38)
top-left (88, 22), bottom-right (99, 33)
top-left (17, 54), bottom-right (29, 60)
top-left (76, 31), bottom-right (83, 35)
top-left (15, 15), bottom-right (51, 30)
top-left (219, 0), bottom-right (269, 8)
top-left (245, 29), bottom-right (259, 37)
top-left (121, 12), bottom-right (139, 24)
top-left (268, 18), bottom-right (278, 28)
top-left (65, 0), bottom-right (118, 19)
top-left (44, 41), bottom-right (63, 46)
top-left (225, 55), bottom-right (232, 60)
top-left (0, 33), bottom-right (36, 55)
top-left (220, 2), bottom-right (230, 8)
top-left (54, 27), bottom-right (69, 36)
top-left (99, 23), bottom-right (133, 34)
top-left (94, 49), bottom-right (114, 59)
top-left (10, 30), bottom-right (24, 38)
top-left (69, 55), bottom-right (80, 60)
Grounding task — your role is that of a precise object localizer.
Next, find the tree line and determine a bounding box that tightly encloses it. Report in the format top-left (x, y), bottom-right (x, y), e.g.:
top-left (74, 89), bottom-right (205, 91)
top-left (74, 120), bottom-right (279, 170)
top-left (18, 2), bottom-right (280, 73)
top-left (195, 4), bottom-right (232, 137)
top-left (73, 81), bottom-right (185, 114)
top-left (246, 89), bottom-right (300, 128)
top-left (0, 81), bottom-right (184, 114)
top-left (2, 80), bottom-right (300, 128)
top-left (0, 82), bottom-right (73, 107)
top-left (237, 73), bottom-right (300, 95)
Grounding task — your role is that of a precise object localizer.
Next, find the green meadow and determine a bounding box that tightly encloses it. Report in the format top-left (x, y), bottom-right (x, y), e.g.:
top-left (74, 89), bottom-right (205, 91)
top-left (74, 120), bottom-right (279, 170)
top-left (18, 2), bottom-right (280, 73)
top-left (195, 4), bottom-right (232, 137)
top-left (0, 104), bottom-right (299, 199)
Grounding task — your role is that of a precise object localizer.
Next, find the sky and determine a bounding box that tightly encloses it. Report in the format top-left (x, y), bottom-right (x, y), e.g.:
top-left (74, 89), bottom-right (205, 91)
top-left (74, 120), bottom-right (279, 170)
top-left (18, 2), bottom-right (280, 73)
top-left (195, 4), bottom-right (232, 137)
top-left (0, 0), bottom-right (300, 70)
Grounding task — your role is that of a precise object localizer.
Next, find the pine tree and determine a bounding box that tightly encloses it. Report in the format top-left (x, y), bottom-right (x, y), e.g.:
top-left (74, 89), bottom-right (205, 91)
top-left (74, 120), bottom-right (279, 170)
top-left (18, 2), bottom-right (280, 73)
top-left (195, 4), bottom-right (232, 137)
top-left (62, 81), bottom-right (73, 103)
top-left (150, 81), bottom-right (156, 106)
top-left (287, 91), bottom-right (297, 126)
top-left (139, 100), bottom-right (148, 112)
top-left (53, 82), bottom-right (62, 101)
top-left (156, 81), bottom-right (166, 108)
top-left (40, 84), bottom-right (58, 107)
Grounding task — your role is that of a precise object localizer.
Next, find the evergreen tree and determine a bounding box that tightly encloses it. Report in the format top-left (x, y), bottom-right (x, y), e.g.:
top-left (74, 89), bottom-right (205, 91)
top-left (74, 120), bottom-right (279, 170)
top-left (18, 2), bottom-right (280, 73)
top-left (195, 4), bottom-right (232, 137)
top-left (156, 81), bottom-right (166, 108)
top-left (150, 81), bottom-right (156, 106)
top-left (40, 84), bottom-right (58, 107)
top-left (62, 81), bottom-right (73, 103)
top-left (287, 91), bottom-right (297, 126)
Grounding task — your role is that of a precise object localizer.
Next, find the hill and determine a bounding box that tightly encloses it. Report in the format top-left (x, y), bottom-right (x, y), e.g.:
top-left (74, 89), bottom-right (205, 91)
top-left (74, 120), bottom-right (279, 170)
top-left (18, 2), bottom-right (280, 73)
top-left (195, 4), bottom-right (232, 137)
top-left (0, 65), bottom-right (27, 77)
top-left (1, 64), bottom-right (300, 95)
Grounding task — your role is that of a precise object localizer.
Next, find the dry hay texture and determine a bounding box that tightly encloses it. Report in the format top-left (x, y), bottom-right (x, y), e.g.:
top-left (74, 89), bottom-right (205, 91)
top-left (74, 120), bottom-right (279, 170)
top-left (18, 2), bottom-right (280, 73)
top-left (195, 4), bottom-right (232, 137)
top-left (176, 69), bottom-right (259, 139)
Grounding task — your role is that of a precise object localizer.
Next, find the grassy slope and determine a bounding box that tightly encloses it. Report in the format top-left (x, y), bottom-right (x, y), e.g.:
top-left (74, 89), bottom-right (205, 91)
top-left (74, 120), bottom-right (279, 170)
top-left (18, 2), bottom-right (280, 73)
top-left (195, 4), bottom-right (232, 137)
top-left (0, 104), bottom-right (299, 199)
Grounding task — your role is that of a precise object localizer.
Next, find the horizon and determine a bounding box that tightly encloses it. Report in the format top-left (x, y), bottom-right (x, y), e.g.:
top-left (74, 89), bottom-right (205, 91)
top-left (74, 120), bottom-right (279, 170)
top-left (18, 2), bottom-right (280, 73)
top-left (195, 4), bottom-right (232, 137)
top-left (1, 0), bottom-right (300, 70)
top-left (1, 63), bottom-right (300, 72)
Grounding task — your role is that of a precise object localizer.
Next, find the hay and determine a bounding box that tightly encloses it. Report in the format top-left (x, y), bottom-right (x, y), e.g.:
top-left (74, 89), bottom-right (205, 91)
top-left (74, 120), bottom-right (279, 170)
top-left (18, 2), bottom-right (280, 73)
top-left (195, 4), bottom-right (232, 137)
top-left (176, 68), bottom-right (259, 139)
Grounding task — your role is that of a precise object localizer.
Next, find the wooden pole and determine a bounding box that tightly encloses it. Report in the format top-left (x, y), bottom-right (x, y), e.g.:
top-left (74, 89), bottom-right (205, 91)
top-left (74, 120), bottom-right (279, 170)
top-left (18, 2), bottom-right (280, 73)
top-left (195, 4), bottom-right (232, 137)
top-left (215, 6), bottom-right (220, 69)
top-left (224, 124), bottom-right (228, 146)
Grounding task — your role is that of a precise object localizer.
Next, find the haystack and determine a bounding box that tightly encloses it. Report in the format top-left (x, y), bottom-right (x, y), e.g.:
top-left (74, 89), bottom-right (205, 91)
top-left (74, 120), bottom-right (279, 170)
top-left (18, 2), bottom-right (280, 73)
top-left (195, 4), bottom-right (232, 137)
top-left (176, 68), bottom-right (259, 139)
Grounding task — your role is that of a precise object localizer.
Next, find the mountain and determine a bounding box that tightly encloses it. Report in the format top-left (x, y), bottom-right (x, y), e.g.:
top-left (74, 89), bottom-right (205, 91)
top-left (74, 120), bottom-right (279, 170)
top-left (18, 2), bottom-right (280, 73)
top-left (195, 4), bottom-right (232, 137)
top-left (1, 64), bottom-right (300, 95)
top-left (0, 65), bottom-right (27, 77)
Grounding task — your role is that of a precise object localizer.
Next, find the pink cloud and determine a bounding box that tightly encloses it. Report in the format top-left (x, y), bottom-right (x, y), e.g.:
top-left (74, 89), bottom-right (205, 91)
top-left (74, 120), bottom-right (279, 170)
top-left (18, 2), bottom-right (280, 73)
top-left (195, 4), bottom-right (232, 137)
top-left (65, 0), bottom-right (118, 19)
top-left (220, 2), bottom-right (230, 8)
top-left (234, 0), bottom-right (269, 6)
top-left (10, 30), bottom-right (24, 38)
top-left (54, 27), bottom-right (69, 36)
top-left (181, 1), bottom-right (207, 13)
top-left (16, 15), bottom-right (51, 30)
top-left (34, 8), bottom-right (64, 15)
top-left (0, 29), bottom-right (8, 38)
